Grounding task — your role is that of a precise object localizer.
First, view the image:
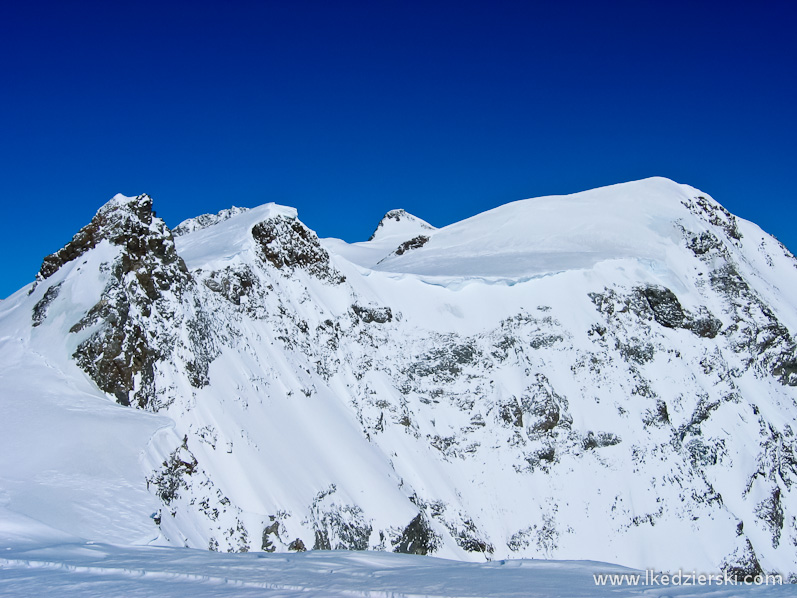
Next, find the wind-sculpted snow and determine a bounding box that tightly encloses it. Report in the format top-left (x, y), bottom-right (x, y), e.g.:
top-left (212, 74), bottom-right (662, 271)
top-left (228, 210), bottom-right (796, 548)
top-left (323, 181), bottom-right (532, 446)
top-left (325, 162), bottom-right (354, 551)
top-left (2, 177), bottom-right (797, 586)
top-left (8, 537), bottom-right (792, 598)
top-left (172, 206), bottom-right (250, 237)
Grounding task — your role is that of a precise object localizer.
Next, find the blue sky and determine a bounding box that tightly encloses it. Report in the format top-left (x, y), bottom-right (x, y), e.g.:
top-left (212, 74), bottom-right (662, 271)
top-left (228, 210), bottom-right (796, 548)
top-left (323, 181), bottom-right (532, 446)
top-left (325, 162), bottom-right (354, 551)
top-left (1, 0), bottom-right (795, 298)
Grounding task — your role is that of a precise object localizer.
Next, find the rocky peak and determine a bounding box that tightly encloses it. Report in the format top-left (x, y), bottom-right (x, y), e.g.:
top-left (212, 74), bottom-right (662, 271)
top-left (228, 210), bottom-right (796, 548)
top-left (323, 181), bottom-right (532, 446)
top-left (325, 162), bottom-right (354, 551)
top-left (252, 215), bottom-right (345, 284)
top-left (38, 193), bottom-right (185, 282)
top-left (382, 208), bottom-right (410, 222)
top-left (32, 193), bottom-right (214, 409)
top-left (368, 209), bottom-right (436, 242)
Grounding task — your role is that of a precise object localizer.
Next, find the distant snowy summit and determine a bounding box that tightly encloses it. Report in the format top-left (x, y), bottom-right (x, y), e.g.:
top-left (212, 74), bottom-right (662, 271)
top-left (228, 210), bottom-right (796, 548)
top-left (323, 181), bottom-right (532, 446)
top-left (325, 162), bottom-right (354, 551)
top-left (3, 177), bottom-right (797, 581)
top-left (368, 208), bottom-right (436, 241)
top-left (330, 177), bottom-right (767, 279)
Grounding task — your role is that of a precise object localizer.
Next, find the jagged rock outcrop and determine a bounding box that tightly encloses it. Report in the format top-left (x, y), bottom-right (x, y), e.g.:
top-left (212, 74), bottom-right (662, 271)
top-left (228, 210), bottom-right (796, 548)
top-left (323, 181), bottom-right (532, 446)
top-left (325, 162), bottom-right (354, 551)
top-left (34, 194), bottom-right (214, 408)
top-left (252, 215), bottom-right (345, 284)
top-left (37, 194), bottom-right (180, 281)
top-left (395, 235), bottom-right (429, 256)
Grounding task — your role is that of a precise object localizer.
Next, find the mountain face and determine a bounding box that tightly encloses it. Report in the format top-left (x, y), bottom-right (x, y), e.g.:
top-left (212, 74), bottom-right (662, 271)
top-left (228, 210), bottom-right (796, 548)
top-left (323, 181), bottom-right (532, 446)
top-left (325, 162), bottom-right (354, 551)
top-left (3, 178), bottom-right (797, 579)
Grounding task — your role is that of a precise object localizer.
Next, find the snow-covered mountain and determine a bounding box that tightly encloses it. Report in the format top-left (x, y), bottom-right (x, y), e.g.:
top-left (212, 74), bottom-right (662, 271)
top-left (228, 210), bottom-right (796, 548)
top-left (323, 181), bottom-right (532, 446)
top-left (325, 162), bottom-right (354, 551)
top-left (2, 177), bottom-right (797, 581)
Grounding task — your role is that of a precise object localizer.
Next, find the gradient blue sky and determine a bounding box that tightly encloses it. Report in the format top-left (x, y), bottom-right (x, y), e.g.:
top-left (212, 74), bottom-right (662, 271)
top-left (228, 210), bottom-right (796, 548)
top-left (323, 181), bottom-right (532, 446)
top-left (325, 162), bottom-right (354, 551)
top-left (2, 0), bottom-right (795, 298)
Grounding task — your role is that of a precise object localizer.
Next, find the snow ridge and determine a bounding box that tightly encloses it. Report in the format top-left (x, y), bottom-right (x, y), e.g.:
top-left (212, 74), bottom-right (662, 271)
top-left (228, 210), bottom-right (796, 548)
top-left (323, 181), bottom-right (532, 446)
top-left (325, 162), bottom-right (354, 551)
top-left (173, 206), bottom-right (250, 237)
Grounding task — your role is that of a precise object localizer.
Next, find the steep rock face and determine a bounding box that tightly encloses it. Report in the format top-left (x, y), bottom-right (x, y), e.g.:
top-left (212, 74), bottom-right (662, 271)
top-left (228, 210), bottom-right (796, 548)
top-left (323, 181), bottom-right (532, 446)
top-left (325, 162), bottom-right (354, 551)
top-left (33, 194), bottom-right (215, 409)
top-left (8, 179), bottom-right (797, 580)
top-left (251, 216), bottom-right (345, 284)
top-left (37, 194), bottom-right (174, 281)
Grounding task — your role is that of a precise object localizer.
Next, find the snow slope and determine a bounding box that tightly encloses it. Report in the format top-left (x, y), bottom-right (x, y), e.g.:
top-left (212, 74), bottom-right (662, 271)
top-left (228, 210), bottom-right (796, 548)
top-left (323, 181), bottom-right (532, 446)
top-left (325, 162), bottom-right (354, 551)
top-left (2, 177), bottom-right (797, 593)
top-left (2, 539), bottom-right (793, 597)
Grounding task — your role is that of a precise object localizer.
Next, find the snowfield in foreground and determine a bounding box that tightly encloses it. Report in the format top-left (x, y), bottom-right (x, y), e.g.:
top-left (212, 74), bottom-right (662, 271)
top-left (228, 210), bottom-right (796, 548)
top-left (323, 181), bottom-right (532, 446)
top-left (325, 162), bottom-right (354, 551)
top-left (1, 542), bottom-right (794, 597)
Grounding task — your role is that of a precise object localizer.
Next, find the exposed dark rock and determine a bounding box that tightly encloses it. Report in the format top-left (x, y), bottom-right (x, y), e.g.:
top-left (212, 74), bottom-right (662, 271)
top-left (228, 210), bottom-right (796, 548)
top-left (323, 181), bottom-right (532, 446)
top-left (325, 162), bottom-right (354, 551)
top-left (287, 538), bottom-right (306, 552)
top-left (313, 529), bottom-right (331, 550)
top-left (309, 486), bottom-right (372, 551)
top-left (411, 339), bottom-right (480, 382)
top-left (707, 261), bottom-right (797, 386)
top-left (772, 354), bottom-right (797, 387)
top-left (351, 304), bottom-right (393, 324)
top-left (202, 266), bottom-right (257, 307)
top-left (642, 286), bottom-right (685, 329)
top-left (685, 438), bottom-right (722, 468)
top-left (146, 438), bottom-right (198, 506)
top-left (582, 431), bottom-right (621, 450)
top-left (39, 194), bottom-right (188, 283)
top-left (498, 400), bottom-right (523, 427)
top-left (31, 282), bottom-right (62, 327)
top-left (442, 517), bottom-right (494, 554)
top-left (599, 285), bottom-right (722, 341)
top-left (394, 513), bottom-right (440, 555)
top-left (756, 487), bottom-right (784, 548)
top-left (261, 520), bottom-right (280, 552)
top-left (252, 216), bottom-right (345, 284)
top-left (451, 342), bottom-right (478, 365)
top-left (229, 519), bottom-right (250, 552)
top-left (686, 310), bottom-right (723, 339)
top-left (525, 444), bottom-right (557, 470)
top-left (772, 430), bottom-right (797, 489)
top-left (182, 311), bottom-right (217, 388)
top-left (520, 375), bottom-right (571, 438)
top-left (641, 285), bottom-right (721, 338)
top-left (394, 235), bottom-right (429, 256)
top-left (69, 278), bottom-right (216, 408)
top-left (71, 282), bottom-right (146, 406)
top-left (530, 332), bottom-right (564, 349)
top-left (525, 394), bottom-right (561, 435)
top-left (50, 195), bottom-right (218, 409)
top-left (491, 334), bottom-right (517, 361)
top-left (709, 263), bottom-right (749, 298)
top-left (687, 230), bottom-right (724, 256)
top-left (631, 506), bottom-right (663, 528)
top-left (682, 196), bottom-right (743, 241)
top-left (506, 513), bottom-right (560, 557)
top-left (588, 290), bottom-right (615, 317)
top-left (679, 396), bottom-right (722, 441)
top-left (429, 434), bottom-right (460, 458)
top-left (321, 505), bottom-right (371, 550)
top-left (616, 339), bottom-right (655, 364)
top-left (720, 539), bottom-right (764, 582)
top-left (643, 399), bottom-right (670, 427)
